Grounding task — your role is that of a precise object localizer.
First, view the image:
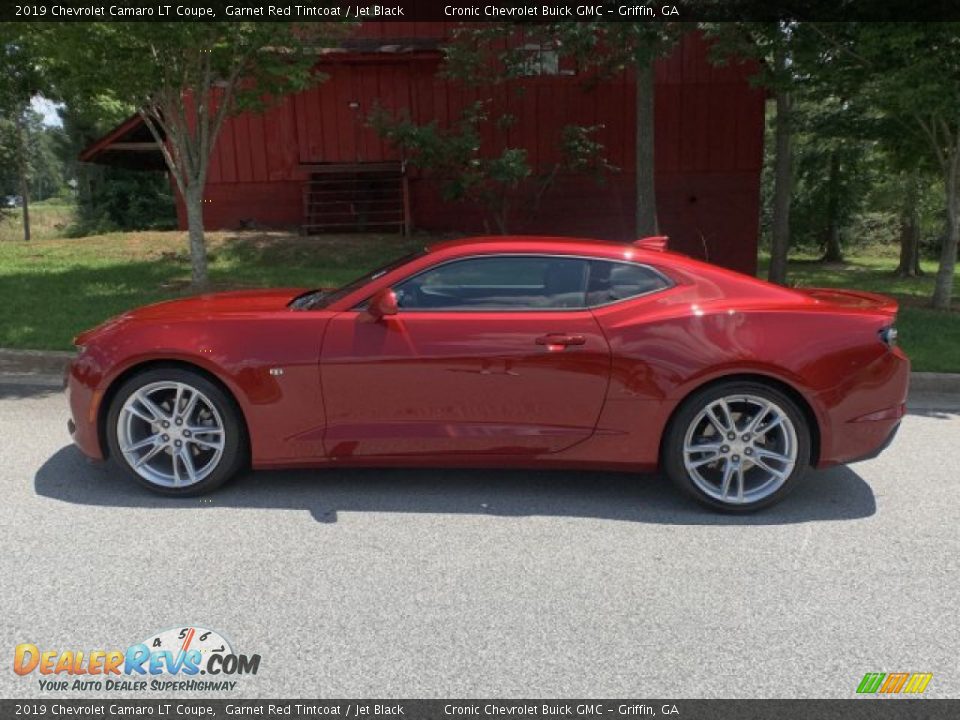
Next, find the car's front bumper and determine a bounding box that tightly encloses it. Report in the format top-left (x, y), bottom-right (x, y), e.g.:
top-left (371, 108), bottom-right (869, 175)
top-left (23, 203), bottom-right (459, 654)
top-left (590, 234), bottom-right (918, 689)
top-left (66, 352), bottom-right (105, 461)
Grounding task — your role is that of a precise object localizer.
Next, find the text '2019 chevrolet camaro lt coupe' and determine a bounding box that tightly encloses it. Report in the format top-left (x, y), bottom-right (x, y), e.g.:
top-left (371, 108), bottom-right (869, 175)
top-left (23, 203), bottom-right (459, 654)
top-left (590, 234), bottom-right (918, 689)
top-left (66, 236), bottom-right (909, 512)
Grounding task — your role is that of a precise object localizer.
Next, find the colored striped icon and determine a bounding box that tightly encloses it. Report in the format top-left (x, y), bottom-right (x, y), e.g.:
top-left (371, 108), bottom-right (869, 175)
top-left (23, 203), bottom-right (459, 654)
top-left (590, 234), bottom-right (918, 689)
top-left (857, 672), bottom-right (933, 694)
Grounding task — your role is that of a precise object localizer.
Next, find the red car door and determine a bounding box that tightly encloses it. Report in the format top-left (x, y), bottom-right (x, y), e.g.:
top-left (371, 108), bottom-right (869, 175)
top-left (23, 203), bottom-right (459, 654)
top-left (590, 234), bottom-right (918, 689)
top-left (319, 255), bottom-right (611, 459)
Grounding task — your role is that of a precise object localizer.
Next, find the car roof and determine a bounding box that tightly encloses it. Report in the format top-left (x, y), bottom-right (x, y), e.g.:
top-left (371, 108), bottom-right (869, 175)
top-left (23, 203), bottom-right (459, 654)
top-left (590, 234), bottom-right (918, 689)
top-left (425, 235), bottom-right (661, 261)
top-left (421, 235), bottom-right (804, 302)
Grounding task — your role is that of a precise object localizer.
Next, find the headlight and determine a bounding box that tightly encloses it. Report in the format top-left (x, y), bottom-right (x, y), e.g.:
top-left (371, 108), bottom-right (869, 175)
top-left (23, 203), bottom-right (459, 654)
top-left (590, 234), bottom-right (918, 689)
top-left (879, 326), bottom-right (898, 347)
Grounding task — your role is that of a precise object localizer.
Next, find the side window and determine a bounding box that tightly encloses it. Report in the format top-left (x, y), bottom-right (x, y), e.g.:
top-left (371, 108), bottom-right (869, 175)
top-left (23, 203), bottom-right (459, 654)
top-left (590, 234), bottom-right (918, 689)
top-left (586, 260), bottom-right (670, 306)
top-left (519, 43), bottom-right (561, 76)
top-left (395, 256), bottom-right (589, 310)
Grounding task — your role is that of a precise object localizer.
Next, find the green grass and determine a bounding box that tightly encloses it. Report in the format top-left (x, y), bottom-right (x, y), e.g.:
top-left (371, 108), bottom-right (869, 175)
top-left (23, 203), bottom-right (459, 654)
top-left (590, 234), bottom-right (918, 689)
top-left (0, 199), bottom-right (76, 243)
top-left (758, 252), bottom-right (960, 373)
top-left (0, 230), bottom-right (426, 351)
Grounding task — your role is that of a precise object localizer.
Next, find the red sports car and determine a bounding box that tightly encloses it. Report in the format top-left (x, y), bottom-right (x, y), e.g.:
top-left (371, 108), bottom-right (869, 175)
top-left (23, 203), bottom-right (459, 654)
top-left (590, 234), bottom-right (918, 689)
top-left (66, 236), bottom-right (908, 512)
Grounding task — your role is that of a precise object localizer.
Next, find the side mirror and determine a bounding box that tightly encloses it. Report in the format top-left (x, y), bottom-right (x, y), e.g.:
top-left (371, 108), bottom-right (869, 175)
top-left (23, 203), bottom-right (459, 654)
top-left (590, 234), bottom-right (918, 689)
top-left (366, 288), bottom-right (398, 321)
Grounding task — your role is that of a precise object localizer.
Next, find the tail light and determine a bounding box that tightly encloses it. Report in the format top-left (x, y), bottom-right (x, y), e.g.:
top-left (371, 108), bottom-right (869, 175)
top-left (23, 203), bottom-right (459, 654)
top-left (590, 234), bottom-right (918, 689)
top-left (879, 325), bottom-right (898, 348)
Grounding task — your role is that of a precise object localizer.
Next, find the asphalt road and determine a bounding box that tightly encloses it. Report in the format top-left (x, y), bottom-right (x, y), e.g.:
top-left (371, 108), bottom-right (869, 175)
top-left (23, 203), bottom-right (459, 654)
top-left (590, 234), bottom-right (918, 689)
top-left (1, 380), bottom-right (958, 700)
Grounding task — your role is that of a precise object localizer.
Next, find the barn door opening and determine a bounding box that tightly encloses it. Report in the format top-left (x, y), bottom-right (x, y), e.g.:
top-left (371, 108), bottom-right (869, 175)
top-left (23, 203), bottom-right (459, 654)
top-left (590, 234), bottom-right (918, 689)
top-left (301, 162), bottom-right (408, 235)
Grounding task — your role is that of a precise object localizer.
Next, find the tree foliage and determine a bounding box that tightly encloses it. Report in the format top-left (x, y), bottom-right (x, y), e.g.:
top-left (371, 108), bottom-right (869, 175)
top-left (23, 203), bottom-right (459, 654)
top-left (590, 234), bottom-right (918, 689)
top-left (373, 22), bottom-right (682, 236)
top-left (55, 98), bottom-right (175, 235)
top-left (704, 22), bottom-right (825, 284)
top-left (459, 22), bottom-right (681, 237)
top-left (371, 100), bottom-right (614, 235)
top-left (770, 22), bottom-right (960, 307)
top-left (37, 21), bottom-right (350, 286)
top-left (0, 24), bottom-right (48, 240)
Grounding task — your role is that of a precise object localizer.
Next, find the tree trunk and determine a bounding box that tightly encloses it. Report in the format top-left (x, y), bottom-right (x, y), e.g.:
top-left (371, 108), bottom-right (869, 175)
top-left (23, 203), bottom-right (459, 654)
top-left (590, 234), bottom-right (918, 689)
top-left (768, 88), bottom-right (792, 283)
top-left (932, 155), bottom-right (959, 310)
top-left (635, 59), bottom-right (658, 238)
top-left (895, 211), bottom-right (922, 278)
top-left (821, 153), bottom-right (843, 262)
top-left (19, 176), bottom-right (30, 243)
top-left (768, 45), bottom-right (792, 285)
top-left (16, 112), bottom-right (30, 242)
top-left (184, 185), bottom-right (210, 290)
top-left (895, 171), bottom-right (922, 278)
top-left (492, 203), bottom-right (509, 235)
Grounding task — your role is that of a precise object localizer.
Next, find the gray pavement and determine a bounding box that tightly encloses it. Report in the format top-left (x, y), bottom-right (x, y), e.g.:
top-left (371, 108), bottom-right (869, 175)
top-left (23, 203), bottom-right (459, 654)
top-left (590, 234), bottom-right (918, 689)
top-left (1, 380), bottom-right (958, 699)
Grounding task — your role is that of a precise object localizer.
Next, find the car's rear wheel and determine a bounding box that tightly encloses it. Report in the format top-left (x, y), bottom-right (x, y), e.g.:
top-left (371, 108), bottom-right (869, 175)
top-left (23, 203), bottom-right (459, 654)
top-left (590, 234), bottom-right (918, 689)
top-left (106, 368), bottom-right (246, 495)
top-left (663, 381), bottom-right (811, 512)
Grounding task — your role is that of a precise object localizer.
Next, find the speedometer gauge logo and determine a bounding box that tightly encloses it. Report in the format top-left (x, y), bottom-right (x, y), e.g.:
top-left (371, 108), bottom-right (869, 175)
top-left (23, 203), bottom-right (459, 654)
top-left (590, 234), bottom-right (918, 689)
top-left (142, 626), bottom-right (234, 665)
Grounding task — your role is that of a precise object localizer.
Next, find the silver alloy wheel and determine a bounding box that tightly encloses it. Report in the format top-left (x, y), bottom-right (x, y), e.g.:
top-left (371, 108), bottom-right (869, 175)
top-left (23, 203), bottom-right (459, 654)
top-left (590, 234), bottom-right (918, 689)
top-left (682, 394), bottom-right (798, 505)
top-left (116, 381), bottom-right (226, 488)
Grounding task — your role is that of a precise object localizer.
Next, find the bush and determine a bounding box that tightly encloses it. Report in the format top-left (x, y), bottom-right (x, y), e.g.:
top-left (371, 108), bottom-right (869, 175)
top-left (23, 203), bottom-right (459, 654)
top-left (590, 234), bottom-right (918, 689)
top-left (68, 166), bottom-right (176, 237)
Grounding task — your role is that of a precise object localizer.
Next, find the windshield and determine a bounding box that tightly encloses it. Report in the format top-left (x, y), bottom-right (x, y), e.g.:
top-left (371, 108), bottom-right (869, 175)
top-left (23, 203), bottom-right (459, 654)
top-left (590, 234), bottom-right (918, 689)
top-left (289, 250), bottom-right (426, 310)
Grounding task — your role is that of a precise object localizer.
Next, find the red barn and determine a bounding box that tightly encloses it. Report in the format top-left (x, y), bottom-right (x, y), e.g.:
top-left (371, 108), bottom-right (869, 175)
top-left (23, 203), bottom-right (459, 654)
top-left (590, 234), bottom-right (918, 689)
top-left (81, 23), bottom-right (765, 274)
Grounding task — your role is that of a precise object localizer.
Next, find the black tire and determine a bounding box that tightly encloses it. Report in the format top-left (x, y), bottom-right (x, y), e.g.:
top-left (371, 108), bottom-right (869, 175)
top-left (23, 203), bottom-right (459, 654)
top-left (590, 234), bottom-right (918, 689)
top-left (662, 380), bottom-right (811, 513)
top-left (106, 367), bottom-right (247, 496)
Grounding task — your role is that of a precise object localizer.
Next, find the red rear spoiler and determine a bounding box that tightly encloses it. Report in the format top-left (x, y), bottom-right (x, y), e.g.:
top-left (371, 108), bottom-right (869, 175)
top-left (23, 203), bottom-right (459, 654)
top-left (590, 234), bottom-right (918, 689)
top-left (796, 288), bottom-right (899, 316)
top-left (634, 235), bottom-right (669, 252)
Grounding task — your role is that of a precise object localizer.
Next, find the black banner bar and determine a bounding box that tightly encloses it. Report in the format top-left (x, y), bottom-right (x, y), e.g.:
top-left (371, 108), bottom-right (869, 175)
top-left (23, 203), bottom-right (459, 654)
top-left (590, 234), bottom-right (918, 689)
top-left (4, 0), bottom-right (960, 23)
top-left (1, 700), bottom-right (959, 720)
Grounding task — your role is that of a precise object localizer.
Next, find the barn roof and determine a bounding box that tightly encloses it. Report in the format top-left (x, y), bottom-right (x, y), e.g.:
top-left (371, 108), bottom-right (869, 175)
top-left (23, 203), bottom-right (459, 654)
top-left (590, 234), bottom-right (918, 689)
top-left (78, 114), bottom-right (166, 171)
top-left (78, 34), bottom-right (443, 171)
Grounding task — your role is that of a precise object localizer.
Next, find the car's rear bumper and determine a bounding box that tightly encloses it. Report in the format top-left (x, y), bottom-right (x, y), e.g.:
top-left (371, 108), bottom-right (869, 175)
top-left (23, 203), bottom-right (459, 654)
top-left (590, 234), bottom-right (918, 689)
top-left (817, 347), bottom-right (910, 466)
top-left (844, 418), bottom-right (902, 464)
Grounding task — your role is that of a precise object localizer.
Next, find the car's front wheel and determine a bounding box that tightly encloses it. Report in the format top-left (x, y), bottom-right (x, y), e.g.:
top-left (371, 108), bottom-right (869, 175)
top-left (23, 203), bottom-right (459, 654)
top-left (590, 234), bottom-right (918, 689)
top-left (663, 381), bottom-right (811, 512)
top-left (106, 367), bottom-right (246, 495)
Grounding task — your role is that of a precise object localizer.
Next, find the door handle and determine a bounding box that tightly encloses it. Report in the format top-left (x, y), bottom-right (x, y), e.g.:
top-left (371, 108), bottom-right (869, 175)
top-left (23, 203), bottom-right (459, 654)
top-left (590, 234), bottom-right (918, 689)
top-left (536, 333), bottom-right (586, 348)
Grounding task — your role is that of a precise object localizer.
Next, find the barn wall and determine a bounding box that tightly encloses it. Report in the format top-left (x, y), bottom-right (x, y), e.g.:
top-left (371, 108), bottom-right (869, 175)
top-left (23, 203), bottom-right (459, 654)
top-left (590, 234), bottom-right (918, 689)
top-left (188, 30), bottom-right (765, 274)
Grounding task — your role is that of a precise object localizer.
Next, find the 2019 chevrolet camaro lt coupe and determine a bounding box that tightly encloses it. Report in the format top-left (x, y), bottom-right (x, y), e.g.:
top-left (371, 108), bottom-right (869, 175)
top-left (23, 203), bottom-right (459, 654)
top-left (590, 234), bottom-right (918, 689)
top-left (66, 236), bottom-right (909, 512)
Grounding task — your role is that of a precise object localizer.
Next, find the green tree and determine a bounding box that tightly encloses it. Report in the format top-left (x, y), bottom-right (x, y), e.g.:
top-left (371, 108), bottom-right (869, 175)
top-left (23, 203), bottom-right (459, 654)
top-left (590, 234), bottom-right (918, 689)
top-left (867, 128), bottom-right (939, 278)
top-left (0, 26), bottom-right (47, 241)
top-left (372, 100), bottom-right (612, 234)
top-left (1, 110), bottom-right (68, 203)
top-left (790, 96), bottom-right (876, 262)
top-left (56, 98), bottom-right (175, 235)
top-left (812, 22), bottom-right (960, 309)
top-left (27, 113), bottom-right (65, 202)
top-left (704, 22), bottom-right (820, 285)
top-left (40, 21), bottom-right (348, 288)
top-left (554, 23), bottom-right (681, 236)
top-left (441, 22), bottom-right (681, 236)
top-left (371, 25), bottom-right (618, 234)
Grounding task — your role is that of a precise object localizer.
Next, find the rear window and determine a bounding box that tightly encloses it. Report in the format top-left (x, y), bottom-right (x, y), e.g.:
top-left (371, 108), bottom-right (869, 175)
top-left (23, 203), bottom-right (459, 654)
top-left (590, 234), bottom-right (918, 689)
top-left (586, 260), bottom-right (670, 306)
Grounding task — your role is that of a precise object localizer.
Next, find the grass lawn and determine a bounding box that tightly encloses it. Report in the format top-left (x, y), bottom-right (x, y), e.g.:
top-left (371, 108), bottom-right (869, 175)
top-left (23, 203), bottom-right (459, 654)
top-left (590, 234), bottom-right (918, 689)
top-left (759, 252), bottom-right (960, 373)
top-left (0, 224), bottom-right (957, 373)
top-left (0, 199), bottom-right (75, 243)
top-left (0, 229), bottom-right (425, 351)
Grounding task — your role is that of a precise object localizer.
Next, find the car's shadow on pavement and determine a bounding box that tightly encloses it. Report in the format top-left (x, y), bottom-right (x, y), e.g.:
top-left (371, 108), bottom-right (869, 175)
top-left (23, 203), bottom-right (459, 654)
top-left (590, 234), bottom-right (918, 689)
top-left (34, 445), bottom-right (876, 525)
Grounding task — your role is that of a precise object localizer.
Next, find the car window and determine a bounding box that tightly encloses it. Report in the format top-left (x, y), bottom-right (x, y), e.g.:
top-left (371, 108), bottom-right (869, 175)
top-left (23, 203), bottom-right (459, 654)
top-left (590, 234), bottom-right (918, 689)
top-left (586, 260), bottom-right (670, 306)
top-left (395, 256), bottom-right (589, 310)
top-left (292, 251), bottom-right (426, 309)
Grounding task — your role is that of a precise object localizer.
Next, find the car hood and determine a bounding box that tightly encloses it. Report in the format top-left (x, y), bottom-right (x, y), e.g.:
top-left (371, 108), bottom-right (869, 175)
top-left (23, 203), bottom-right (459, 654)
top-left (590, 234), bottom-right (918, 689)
top-left (74, 288), bottom-right (307, 346)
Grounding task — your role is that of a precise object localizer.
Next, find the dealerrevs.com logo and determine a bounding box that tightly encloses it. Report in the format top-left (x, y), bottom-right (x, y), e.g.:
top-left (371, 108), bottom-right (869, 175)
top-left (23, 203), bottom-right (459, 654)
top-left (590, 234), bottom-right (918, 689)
top-left (14, 626), bottom-right (260, 692)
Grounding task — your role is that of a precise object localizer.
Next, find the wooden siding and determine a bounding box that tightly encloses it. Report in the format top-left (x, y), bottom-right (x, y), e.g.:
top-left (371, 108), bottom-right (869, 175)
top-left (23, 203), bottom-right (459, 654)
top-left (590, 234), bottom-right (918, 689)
top-left (190, 28), bottom-right (766, 274)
